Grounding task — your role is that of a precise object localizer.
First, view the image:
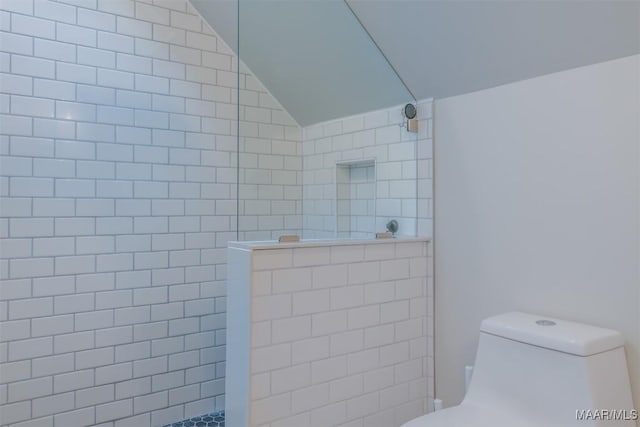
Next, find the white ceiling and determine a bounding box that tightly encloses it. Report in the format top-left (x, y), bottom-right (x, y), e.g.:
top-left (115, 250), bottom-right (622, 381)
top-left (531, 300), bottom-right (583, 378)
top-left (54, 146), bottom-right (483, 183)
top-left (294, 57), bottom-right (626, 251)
top-left (347, 0), bottom-right (640, 101)
top-left (191, 0), bottom-right (640, 126)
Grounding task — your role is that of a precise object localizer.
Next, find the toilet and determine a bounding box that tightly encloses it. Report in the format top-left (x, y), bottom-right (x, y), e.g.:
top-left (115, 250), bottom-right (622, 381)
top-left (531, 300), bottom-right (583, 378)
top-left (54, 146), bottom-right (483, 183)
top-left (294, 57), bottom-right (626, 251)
top-left (403, 312), bottom-right (636, 427)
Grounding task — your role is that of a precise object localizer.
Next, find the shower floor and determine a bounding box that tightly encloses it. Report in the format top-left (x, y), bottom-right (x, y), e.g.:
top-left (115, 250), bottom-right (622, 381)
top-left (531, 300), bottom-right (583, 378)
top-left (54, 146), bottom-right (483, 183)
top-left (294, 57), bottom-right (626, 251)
top-left (164, 411), bottom-right (224, 427)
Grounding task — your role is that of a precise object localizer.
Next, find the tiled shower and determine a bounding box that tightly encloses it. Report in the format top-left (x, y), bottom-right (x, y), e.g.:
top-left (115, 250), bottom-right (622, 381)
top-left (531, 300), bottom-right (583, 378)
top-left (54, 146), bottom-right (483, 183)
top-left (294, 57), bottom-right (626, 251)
top-left (0, 0), bottom-right (433, 426)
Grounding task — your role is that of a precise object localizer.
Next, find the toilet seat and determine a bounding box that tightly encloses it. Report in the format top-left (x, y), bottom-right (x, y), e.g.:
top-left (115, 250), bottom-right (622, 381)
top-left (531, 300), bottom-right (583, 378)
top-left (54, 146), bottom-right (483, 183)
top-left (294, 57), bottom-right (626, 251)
top-left (401, 402), bottom-right (533, 427)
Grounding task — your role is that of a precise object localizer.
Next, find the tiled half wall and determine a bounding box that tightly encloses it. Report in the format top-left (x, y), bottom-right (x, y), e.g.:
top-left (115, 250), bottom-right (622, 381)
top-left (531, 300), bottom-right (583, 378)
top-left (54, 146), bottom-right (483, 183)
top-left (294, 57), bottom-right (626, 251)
top-left (227, 239), bottom-right (434, 427)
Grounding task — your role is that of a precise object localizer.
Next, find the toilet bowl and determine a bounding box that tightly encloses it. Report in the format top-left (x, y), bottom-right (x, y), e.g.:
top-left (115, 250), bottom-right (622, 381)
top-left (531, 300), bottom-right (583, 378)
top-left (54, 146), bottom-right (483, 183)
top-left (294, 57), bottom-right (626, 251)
top-left (402, 312), bottom-right (636, 427)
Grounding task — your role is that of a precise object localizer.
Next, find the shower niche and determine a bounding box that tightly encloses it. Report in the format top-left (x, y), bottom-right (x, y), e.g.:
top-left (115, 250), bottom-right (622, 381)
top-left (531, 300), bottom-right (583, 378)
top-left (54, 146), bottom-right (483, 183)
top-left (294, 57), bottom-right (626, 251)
top-left (336, 159), bottom-right (376, 238)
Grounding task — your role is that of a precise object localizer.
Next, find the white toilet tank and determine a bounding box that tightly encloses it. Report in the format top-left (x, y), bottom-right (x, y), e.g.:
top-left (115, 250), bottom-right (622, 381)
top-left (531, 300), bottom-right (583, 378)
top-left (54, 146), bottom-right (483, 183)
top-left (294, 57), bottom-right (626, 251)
top-left (465, 312), bottom-right (636, 427)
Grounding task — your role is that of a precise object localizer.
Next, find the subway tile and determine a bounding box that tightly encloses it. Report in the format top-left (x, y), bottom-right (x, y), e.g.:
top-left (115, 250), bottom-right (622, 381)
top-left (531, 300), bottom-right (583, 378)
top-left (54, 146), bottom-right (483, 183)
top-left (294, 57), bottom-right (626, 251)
top-left (97, 144), bottom-right (133, 162)
top-left (135, 37), bottom-right (169, 60)
top-left (55, 179), bottom-right (95, 197)
top-left (8, 376), bottom-right (53, 402)
top-left (55, 255), bottom-right (95, 275)
top-left (135, 110), bottom-right (169, 128)
top-left (98, 31), bottom-right (134, 53)
top-left (152, 24), bottom-right (185, 45)
top-left (136, 2), bottom-right (169, 25)
top-left (57, 22), bottom-right (96, 47)
top-left (96, 289), bottom-right (132, 310)
top-left (170, 10), bottom-right (200, 31)
top-left (76, 384), bottom-right (115, 408)
top-left (12, 14), bottom-right (55, 39)
top-left (0, 194), bottom-right (32, 218)
top-left (312, 264), bottom-right (347, 288)
top-left (0, 278), bottom-right (31, 301)
top-left (0, 320), bottom-right (30, 343)
top-left (96, 217), bottom-right (133, 234)
top-left (76, 272), bottom-right (115, 293)
top-left (10, 258), bottom-right (54, 279)
top-left (96, 326), bottom-right (133, 347)
top-left (9, 336), bottom-right (53, 361)
top-left (115, 306), bottom-right (150, 326)
top-left (33, 391), bottom-right (75, 417)
top-left (117, 15), bottom-right (152, 38)
top-left (116, 377), bottom-right (151, 399)
top-left (292, 289), bottom-right (330, 315)
top-left (0, 73), bottom-right (32, 95)
top-left (0, 0), bottom-right (34, 14)
top-left (75, 309), bottom-right (114, 332)
top-left (151, 94), bottom-right (184, 114)
top-left (53, 370), bottom-right (93, 395)
top-left (11, 55), bottom-right (55, 79)
top-left (77, 46), bottom-right (116, 68)
top-left (0, 238), bottom-right (31, 258)
top-left (77, 161), bottom-right (116, 180)
top-left (272, 316), bottom-right (311, 344)
top-left (0, 157), bottom-right (32, 177)
top-left (98, 68), bottom-right (134, 90)
top-left (33, 158), bottom-right (75, 178)
top-left (55, 217), bottom-right (95, 236)
top-left (95, 398), bottom-right (133, 423)
top-left (97, 0), bottom-right (134, 17)
top-left (34, 39), bottom-right (76, 62)
top-left (78, 8), bottom-right (115, 31)
top-left (96, 362), bottom-right (134, 385)
top-left (32, 198), bottom-right (74, 217)
top-left (0, 32), bottom-right (32, 55)
top-left (97, 253), bottom-right (133, 272)
top-left (0, 114), bottom-right (32, 136)
top-left (116, 53), bottom-right (152, 74)
top-left (32, 354), bottom-right (74, 378)
top-left (311, 310), bottom-right (348, 337)
top-left (117, 90), bottom-right (151, 109)
top-left (56, 101), bottom-right (97, 123)
top-left (33, 237), bottom-right (75, 257)
top-left (34, 118), bottom-right (75, 139)
top-left (34, 0), bottom-right (75, 24)
top-left (77, 84), bottom-right (115, 105)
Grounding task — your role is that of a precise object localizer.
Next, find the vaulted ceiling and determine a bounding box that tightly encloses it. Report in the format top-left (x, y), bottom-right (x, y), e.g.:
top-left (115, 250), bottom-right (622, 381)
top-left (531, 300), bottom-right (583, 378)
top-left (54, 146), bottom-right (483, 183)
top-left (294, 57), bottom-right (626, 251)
top-left (191, 0), bottom-right (640, 126)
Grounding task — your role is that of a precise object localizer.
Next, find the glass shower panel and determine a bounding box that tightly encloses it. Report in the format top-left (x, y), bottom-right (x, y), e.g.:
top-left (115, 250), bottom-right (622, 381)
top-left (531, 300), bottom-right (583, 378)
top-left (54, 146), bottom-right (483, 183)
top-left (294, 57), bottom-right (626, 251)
top-left (237, 0), bottom-right (418, 240)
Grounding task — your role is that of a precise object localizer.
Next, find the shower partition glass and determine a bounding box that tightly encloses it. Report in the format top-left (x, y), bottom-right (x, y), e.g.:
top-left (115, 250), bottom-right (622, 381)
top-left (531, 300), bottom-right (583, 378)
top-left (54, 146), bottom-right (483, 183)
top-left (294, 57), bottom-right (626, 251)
top-left (237, 0), bottom-right (419, 241)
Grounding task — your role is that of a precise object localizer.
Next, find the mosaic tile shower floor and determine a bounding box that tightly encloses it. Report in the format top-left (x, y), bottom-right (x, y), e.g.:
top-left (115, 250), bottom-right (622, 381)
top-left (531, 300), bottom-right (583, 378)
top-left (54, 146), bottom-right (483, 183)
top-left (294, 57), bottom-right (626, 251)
top-left (164, 411), bottom-right (225, 427)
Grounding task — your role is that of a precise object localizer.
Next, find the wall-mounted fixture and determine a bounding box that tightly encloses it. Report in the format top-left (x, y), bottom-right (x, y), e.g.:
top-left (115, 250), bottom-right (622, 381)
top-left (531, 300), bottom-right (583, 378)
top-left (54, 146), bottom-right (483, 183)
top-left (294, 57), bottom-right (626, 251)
top-left (403, 103), bottom-right (418, 133)
top-left (386, 219), bottom-right (399, 235)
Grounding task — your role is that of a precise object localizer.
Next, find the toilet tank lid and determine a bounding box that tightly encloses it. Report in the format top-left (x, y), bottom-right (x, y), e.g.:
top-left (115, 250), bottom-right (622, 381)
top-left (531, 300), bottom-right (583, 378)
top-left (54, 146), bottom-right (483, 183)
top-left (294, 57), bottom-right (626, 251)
top-left (480, 312), bottom-right (624, 356)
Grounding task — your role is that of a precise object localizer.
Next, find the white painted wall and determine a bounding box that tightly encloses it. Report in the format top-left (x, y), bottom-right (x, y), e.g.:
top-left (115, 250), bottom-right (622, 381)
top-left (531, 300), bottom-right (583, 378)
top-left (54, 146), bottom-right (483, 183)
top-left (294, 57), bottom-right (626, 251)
top-left (434, 55), bottom-right (640, 411)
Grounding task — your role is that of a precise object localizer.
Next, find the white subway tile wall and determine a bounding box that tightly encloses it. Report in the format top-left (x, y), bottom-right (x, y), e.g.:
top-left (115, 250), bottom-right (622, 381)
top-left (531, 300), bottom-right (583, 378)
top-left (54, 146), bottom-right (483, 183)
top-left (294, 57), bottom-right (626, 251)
top-left (228, 241), bottom-right (434, 427)
top-left (0, 0), bottom-right (300, 425)
top-left (238, 69), bottom-right (303, 241)
top-left (336, 161), bottom-right (375, 239)
top-left (302, 99), bottom-right (433, 239)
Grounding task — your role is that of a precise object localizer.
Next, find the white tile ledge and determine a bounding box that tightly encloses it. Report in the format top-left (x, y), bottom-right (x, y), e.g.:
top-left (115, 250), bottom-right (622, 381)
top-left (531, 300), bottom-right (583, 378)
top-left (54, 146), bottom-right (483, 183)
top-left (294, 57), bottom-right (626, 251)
top-left (228, 236), bottom-right (430, 250)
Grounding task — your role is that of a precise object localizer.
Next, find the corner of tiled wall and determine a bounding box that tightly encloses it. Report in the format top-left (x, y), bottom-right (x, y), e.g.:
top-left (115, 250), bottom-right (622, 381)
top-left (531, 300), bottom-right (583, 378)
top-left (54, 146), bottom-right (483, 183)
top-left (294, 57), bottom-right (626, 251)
top-left (301, 99), bottom-right (433, 239)
top-left (0, 0), bottom-right (299, 425)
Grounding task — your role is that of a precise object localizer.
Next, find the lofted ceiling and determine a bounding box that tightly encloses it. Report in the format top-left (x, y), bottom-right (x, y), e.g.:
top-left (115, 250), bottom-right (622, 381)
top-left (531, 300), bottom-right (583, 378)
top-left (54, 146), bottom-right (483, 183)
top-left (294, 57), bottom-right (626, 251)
top-left (191, 0), bottom-right (640, 126)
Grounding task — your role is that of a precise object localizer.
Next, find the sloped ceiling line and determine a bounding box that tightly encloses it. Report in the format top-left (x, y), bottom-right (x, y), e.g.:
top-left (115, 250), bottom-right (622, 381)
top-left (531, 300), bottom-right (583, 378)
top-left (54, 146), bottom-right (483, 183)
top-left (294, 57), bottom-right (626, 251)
top-left (191, 0), bottom-right (640, 126)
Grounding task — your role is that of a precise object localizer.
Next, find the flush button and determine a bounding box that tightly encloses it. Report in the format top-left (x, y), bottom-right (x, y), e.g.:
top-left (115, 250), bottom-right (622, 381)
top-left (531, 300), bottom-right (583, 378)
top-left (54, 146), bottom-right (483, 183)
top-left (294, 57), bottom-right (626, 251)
top-left (536, 319), bottom-right (556, 326)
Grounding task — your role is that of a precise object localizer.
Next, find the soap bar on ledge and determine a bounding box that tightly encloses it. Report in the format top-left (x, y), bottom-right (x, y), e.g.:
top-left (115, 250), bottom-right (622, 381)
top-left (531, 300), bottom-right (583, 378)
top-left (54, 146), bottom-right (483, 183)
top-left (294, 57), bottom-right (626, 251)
top-left (278, 235), bottom-right (300, 243)
top-left (376, 232), bottom-right (393, 239)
